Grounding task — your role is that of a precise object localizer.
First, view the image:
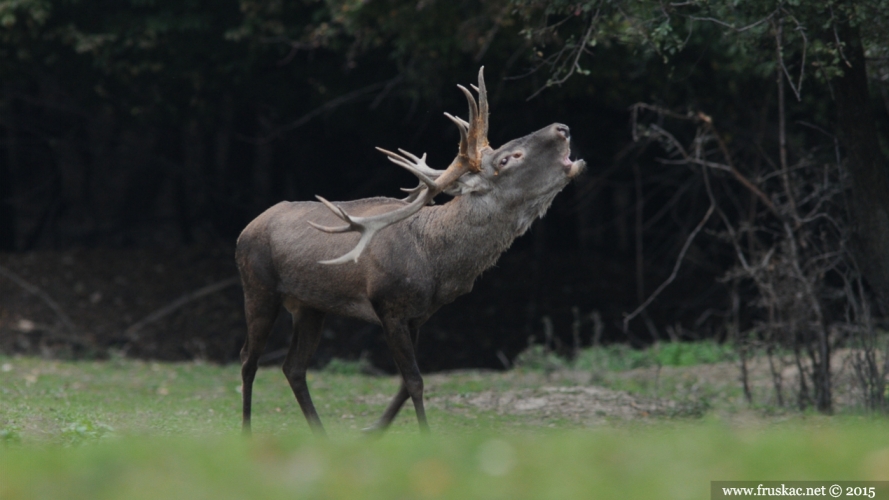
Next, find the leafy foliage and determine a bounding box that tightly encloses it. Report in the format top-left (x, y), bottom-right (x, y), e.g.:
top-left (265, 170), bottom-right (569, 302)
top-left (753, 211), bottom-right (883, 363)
top-left (516, 341), bottom-right (736, 373)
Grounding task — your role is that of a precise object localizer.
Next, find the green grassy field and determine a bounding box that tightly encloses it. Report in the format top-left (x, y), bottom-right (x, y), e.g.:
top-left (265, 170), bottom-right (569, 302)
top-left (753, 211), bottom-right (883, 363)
top-left (1, 351), bottom-right (888, 499)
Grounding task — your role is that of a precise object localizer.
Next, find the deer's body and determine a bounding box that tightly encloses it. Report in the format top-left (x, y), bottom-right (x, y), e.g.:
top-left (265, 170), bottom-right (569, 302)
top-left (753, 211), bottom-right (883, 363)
top-left (238, 188), bottom-right (552, 323)
top-left (236, 70), bottom-right (584, 435)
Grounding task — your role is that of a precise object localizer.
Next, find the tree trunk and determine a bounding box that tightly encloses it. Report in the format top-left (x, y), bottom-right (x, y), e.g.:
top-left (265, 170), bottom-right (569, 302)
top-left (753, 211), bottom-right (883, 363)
top-left (252, 113), bottom-right (273, 211)
top-left (0, 87), bottom-right (16, 251)
top-left (832, 25), bottom-right (889, 312)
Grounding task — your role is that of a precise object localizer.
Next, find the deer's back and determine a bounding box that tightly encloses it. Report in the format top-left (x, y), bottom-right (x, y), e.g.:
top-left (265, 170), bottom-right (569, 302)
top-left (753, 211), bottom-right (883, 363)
top-left (236, 199), bottom-right (438, 324)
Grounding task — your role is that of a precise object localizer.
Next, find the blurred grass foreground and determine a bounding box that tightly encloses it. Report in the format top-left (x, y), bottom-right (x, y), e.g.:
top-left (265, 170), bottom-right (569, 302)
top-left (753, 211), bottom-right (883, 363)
top-left (2, 423), bottom-right (889, 500)
top-left (1, 351), bottom-right (888, 499)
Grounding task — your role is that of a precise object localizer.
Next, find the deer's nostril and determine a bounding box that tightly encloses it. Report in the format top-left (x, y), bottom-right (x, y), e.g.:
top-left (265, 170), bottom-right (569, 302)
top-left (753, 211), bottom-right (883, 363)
top-left (556, 125), bottom-right (570, 139)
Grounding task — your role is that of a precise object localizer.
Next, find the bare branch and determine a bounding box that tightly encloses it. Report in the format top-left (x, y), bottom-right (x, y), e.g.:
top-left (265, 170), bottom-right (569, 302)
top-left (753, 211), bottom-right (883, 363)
top-left (773, 16), bottom-right (806, 102)
top-left (781, 11), bottom-right (808, 100)
top-left (239, 76), bottom-right (403, 145)
top-left (474, 3), bottom-right (511, 62)
top-left (829, 6), bottom-right (851, 68)
top-left (0, 264), bottom-right (77, 334)
top-left (526, 10), bottom-right (600, 100)
top-left (775, 21), bottom-right (801, 224)
top-left (634, 108), bottom-right (780, 216)
top-left (623, 203), bottom-right (715, 331)
top-left (687, 11), bottom-right (776, 33)
top-left (123, 277), bottom-right (240, 340)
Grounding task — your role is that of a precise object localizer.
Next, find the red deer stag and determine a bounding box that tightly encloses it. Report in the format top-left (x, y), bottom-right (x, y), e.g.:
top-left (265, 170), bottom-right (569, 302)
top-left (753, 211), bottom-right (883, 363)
top-left (235, 68), bottom-right (585, 435)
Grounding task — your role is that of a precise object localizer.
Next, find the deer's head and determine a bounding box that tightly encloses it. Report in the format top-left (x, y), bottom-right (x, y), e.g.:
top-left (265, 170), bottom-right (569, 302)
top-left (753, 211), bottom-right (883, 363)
top-left (311, 67), bottom-right (585, 263)
top-left (448, 122), bottom-right (583, 195)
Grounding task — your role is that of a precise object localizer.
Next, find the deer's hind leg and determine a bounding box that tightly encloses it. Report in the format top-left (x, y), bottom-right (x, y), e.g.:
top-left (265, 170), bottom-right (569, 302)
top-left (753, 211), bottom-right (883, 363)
top-left (282, 302), bottom-right (327, 436)
top-left (240, 287), bottom-right (281, 435)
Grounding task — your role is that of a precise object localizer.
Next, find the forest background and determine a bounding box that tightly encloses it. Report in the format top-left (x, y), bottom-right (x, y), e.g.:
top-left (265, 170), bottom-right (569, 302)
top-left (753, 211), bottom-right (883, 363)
top-left (1, 0), bottom-right (888, 413)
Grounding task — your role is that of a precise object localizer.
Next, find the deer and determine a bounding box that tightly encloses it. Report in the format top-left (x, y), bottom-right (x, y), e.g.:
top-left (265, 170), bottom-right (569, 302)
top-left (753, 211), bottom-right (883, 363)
top-left (235, 67), bottom-right (585, 436)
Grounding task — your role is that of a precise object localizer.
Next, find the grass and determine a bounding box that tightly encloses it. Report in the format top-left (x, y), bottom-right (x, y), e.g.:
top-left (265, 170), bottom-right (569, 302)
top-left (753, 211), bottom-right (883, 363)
top-left (0, 355), bottom-right (427, 441)
top-left (513, 341), bottom-right (743, 415)
top-left (513, 340), bottom-right (737, 373)
top-left (0, 353), bottom-right (582, 444)
top-left (1, 344), bottom-right (889, 499)
top-left (1, 420), bottom-right (888, 499)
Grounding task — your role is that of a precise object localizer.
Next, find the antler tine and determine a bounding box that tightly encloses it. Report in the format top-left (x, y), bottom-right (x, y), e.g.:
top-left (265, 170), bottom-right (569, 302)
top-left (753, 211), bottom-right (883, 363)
top-left (307, 196), bottom-right (353, 233)
top-left (395, 149), bottom-right (445, 178)
top-left (310, 144), bottom-right (461, 264)
top-left (315, 185), bottom-right (435, 265)
top-left (448, 67), bottom-right (490, 172)
top-left (457, 84), bottom-right (478, 131)
top-left (307, 219), bottom-right (352, 233)
top-left (476, 66), bottom-right (489, 146)
top-left (396, 148), bottom-right (429, 165)
top-left (399, 184), bottom-right (432, 204)
top-left (443, 112), bottom-right (470, 160)
top-left (443, 112), bottom-right (469, 133)
top-left (316, 195), bottom-right (351, 223)
top-left (375, 147), bottom-right (438, 190)
top-left (379, 148), bottom-right (443, 203)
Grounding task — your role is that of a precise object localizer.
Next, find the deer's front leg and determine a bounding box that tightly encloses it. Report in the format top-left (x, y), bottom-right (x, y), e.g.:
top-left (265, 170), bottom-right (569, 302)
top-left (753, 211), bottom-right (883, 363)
top-left (283, 306), bottom-right (327, 436)
top-left (379, 315), bottom-right (429, 433)
top-left (364, 322), bottom-right (421, 434)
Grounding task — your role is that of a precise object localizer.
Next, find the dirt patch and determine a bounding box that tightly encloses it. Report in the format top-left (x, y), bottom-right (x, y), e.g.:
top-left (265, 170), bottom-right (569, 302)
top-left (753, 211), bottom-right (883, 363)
top-left (429, 385), bottom-right (666, 425)
top-left (353, 370), bottom-right (683, 426)
top-left (356, 384), bottom-right (665, 426)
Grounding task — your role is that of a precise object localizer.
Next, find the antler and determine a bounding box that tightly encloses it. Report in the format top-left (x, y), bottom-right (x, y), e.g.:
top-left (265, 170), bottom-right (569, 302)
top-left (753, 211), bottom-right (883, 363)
top-left (310, 67), bottom-right (491, 264)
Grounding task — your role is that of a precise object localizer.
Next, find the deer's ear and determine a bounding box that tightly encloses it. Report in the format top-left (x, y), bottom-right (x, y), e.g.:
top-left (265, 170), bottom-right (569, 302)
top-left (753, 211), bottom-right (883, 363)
top-left (443, 174), bottom-right (491, 196)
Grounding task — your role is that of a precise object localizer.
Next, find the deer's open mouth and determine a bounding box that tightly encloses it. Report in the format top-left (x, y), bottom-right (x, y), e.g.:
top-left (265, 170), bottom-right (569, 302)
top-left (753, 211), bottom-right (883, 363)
top-left (562, 152), bottom-right (585, 178)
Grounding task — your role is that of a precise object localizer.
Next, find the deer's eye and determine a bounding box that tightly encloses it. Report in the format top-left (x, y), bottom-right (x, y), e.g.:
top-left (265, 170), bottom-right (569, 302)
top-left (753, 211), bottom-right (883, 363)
top-left (499, 157), bottom-right (510, 166)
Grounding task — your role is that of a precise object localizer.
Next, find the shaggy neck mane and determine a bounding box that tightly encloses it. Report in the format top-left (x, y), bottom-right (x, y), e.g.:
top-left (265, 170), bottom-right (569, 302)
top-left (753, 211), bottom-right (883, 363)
top-left (416, 191), bottom-right (552, 279)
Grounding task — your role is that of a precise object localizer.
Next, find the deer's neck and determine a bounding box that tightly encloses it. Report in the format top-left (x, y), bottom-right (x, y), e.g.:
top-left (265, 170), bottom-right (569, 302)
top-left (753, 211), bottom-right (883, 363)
top-left (417, 193), bottom-right (541, 287)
